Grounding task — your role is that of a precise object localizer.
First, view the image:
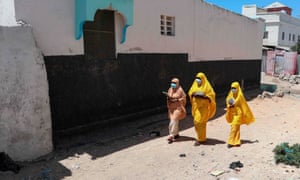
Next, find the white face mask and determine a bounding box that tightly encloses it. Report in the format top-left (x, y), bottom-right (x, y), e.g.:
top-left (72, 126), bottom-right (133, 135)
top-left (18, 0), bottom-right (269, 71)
top-left (231, 88), bottom-right (237, 93)
top-left (195, 78), bottom-right (201, 83)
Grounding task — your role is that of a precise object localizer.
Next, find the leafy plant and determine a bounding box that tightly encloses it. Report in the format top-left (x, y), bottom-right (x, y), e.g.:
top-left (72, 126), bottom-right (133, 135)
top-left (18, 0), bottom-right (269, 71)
top-left (273, 143), bottom-right (300, 168)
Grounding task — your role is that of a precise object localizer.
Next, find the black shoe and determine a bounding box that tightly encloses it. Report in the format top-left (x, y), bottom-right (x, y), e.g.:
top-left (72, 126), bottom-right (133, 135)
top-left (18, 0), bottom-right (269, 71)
top-left (167, 136), bottom-right (174, 144)
top-left (227, 144), bottom-right (233, 149)
top-left (194, 141), bottom-right (201, 146)
top-left (174, 134), bottom-right (180, 139)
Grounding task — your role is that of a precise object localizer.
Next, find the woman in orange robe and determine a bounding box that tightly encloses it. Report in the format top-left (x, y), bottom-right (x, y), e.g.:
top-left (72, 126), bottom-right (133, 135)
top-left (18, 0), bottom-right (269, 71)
top-left (188, 72), bottom-right (216, 146)
top-left (225, 81), bottom-right (255, 148)
top-left (166, 78), bottom-right (187, 143)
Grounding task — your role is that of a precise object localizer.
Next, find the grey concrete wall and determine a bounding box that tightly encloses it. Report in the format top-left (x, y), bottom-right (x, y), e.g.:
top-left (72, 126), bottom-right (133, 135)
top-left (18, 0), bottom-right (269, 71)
top-left (0, 26), bottom-right (52, 161)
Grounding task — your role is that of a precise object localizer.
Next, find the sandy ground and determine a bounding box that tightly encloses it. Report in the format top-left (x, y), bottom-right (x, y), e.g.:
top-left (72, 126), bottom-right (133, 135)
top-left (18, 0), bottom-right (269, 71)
top-left (1, 75), bottom-right (300, 180)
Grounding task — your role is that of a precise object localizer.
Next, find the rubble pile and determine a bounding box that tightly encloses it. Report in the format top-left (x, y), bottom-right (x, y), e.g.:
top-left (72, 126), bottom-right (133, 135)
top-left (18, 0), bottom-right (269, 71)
top-left (278, 73), bottom-right (300, 84)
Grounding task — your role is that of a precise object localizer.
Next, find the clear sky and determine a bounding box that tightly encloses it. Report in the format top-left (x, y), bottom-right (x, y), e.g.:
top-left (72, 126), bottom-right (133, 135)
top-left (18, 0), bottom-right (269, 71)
top-left (204, 0), bottom-right (300, 18)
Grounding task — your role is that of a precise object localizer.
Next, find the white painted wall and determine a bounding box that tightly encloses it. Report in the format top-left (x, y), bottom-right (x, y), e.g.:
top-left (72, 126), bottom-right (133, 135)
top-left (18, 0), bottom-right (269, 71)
top-left (120, 0), bottom-right (264, 61)
top-left (242, 5), bottom-right (258, 19)
top-left (0, 0), bottom-right (17, 26)
top-left (192, 2), bottom-right (264, 61)
top-left (118, 0), bottom-right (194, 55)
top-left (15, 0), bottom-right (84, 56)
top-left (0, 26), bottom-right (52, 161)
top-left (263, 25), bottom-right (279, 46)
top-left (15, 0), bottom-right (264, 61)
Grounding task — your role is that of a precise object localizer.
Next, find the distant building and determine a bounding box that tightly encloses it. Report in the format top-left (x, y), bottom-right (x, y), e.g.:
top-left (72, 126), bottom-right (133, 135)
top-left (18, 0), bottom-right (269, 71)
top-left (243, 2), bottom-right (300, 51)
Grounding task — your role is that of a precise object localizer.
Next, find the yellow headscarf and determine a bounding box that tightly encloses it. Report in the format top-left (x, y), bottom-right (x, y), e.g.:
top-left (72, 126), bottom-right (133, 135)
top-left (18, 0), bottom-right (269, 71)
top-left (226, 81), bottom-right (255, 125)
top-left (188, 72), bottom-right (216, 119)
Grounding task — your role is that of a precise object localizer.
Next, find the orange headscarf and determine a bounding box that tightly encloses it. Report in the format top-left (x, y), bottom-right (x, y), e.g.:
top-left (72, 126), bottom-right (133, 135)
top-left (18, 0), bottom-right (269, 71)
top-left (167, 78), bottom-right (187, 121)
top-left (226, 81), bottom-right (255, 125)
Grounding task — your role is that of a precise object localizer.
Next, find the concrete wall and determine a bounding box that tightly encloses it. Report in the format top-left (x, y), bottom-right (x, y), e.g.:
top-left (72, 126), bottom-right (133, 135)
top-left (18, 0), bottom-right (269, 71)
top-left (15, 0), bottom-right (84, 56)
top-left (0, 26), bottom-right (52, 161)
top-left (0, 0), bottom-right (18, 26)
top-left (15, 0), bottom-right (264, 61)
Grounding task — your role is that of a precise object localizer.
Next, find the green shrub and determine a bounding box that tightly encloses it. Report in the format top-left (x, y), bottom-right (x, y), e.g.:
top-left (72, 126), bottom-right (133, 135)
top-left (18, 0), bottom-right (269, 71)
top-left (273, 143), bottom-right (300, 168)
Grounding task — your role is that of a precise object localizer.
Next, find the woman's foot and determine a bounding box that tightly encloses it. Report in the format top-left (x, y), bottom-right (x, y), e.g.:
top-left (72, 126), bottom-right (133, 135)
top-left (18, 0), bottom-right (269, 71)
top-left (227, 144), bottom-right (240, 148)
top-left (194, 141), bottom-right (201, 146)
top-left (227, 144), bottom-right (233, 149)
top-left (167, 136), bottom-right (174, 144)
top-left (194, 140), bottom-right (205, 146)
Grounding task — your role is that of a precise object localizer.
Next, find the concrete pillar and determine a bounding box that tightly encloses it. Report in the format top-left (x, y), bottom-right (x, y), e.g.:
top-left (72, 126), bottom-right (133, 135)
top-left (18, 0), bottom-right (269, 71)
top-left (0, 26), bottom-right (53, 161)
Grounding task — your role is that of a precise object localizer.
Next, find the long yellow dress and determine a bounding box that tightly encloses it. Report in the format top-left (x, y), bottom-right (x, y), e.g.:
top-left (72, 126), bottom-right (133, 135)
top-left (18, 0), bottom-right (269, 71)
top-left (225, 81), bottom-right (255, 146)
top-left (188, 72), bottom-right (216, 142)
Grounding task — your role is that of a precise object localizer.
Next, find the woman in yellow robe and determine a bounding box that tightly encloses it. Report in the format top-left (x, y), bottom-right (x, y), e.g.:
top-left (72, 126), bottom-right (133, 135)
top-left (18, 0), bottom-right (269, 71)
top-left (188, 72), bottom-right (216, 146)
top-left (225, 81), bottom-right (255, 148)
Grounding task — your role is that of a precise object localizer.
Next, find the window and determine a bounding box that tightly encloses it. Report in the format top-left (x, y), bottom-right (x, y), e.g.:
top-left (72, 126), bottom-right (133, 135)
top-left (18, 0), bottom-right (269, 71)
top-left (292, 34), bottom-right (295, 41)
top-left (298, 35), bottom-right (300, 41)
top-left (160, 15), bottom-right (175, 36)
top-left (282, 32), bottom-right (285, 40)
top-left (263, 31), bottom-right (268, 39)
top-left (289, 33), bottom-right (291, 41)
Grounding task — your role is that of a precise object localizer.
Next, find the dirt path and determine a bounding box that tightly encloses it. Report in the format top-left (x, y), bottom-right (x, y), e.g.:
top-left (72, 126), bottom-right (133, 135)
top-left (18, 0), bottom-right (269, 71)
top-left (1, 87), bottom-right (300, 180)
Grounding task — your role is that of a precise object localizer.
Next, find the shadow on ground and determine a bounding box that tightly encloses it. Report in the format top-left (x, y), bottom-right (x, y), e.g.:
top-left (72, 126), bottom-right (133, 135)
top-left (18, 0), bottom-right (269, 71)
top-left (0, 88), bottom-right (262, 179)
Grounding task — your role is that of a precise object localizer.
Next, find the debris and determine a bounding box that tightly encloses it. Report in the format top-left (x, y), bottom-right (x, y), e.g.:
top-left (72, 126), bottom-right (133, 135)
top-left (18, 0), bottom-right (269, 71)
top-left (0, 152), bottom-right (21, 174)
top-left (37, 168), bottom-right (51, 180)
top-left (149, 131), bottom-right (160, 137)
top-left (71, 164), bottom-right (80, 170)
top-left (275, 90), bottom-right (284, 97)
top-left (262, 91), bottom-right (275, 98)
top-left (210, 170), bottom-right (225, 177)
top-left (257, 89), bottom-right (286, 99)
top-left (137, 132), bottom-right (143, 137)
top-left (229, 161), bottom-right (244, 170)
top-left (228, 177), bottom-right (239, 180)
top-left (179, 153), bottom-right (186, 157)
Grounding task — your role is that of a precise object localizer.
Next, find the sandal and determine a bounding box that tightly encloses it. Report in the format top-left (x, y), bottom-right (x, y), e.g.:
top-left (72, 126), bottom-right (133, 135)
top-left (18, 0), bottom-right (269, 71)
top-left (167, 136), bottom-right (174, 144)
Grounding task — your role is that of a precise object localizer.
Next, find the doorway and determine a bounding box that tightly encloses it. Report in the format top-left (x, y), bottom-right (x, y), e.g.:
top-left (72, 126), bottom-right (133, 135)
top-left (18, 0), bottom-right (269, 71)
top-left (83, 10), bottom-right (116, 60)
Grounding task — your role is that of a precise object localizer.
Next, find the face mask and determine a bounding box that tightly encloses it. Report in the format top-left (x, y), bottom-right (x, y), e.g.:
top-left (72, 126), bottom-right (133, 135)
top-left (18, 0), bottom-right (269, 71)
top-left (231, 88), bottom-right (237, 93)
top-left (170, 83), bottom-right (177, 88)
top-left (195, 78), bottom-right (201, 83)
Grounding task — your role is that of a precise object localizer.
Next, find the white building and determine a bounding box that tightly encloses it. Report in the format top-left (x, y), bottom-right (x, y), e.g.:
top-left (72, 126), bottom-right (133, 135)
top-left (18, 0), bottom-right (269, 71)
top-left (243, 2), bottom-right (300, 51)
top-left (14, 0), bottom-right (264, 61)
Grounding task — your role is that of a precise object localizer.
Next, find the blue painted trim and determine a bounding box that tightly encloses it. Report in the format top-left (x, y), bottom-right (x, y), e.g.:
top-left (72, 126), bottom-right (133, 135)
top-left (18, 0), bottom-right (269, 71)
top-left (121, 24), bottom-right (130, 44)
top-left (75, 0), bottom-right (133, 43)
top-left (75, 0), bottom-right (86, 40)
